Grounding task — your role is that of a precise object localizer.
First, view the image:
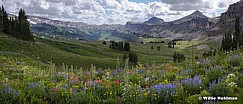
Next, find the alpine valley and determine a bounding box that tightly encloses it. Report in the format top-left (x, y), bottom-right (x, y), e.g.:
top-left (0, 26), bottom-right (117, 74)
top-left (1, 0), bottom-right (243, 104)
top-left (15, 0), bottom-right (240, 42)
top-left (26, 10), bottom-right (217, 41)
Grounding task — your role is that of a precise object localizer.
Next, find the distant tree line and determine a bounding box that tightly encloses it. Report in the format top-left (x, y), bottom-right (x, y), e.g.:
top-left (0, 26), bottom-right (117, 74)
top-left (172, 39), bottom-right (183, 41)
top-left (146, 41), bottom-right (164, 44)
top-left (221, 16), bottom-right (243, 52)
top-left (168, 41), bottom-right (176, 48)
top-left (0, 6), bottom-right (33, 41)
top-left (109, 41), bottom-right (130, 52)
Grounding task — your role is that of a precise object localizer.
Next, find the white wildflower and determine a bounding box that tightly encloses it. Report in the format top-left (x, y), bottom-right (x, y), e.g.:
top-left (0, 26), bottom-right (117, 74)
top-left (227, 73), bottom-right (235, 79)
top-left (106, 72), bottom-right (110, 76)
top-left (228, 82), bottom-right (237, 87)
top-left (4, 78), bottom-right (8, 82)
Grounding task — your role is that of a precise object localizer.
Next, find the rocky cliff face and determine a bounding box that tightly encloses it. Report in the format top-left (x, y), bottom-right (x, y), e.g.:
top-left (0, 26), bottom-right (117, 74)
top-left (208, 0), bottom-right (243, 36)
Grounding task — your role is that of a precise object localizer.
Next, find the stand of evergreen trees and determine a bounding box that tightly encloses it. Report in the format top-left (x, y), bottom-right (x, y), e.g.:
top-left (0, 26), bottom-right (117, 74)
top-left (109, 41), bottom-right (130, 52)
top-left (123, 51), bottom-right (138, 64)
top-left (0, 6), bottom-right (33, 41)
top-left (128, 51), bottom-right (138, 63)
top-left (173, 51), bottom-right (185, 63)
top-left (221, 16), bottom-right (242, 52)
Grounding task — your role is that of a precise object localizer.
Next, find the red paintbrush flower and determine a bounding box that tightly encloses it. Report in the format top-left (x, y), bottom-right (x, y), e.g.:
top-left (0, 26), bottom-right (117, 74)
top-left (114, 79), bottom-right (120, 85)
top-left (97, 79), bottom-right (103, 84)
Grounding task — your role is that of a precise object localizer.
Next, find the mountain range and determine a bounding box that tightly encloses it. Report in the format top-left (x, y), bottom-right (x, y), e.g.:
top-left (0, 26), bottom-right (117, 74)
top-left (10, 0), bottom-right (243, 41)
top-left (125, 10), bottom-right (218, 40)
top-left (27, 15), bottom-right (138, 41)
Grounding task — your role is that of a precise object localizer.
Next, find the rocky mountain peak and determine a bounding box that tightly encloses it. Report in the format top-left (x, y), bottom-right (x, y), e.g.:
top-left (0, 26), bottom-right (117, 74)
top-left (184, 10), bottom-right (208, 19)
top-left (144, 17), bottom-right (164, 25)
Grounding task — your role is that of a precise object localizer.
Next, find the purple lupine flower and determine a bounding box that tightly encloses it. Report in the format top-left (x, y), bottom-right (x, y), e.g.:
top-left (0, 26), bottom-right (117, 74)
top-left (134, 70), bottom-right (146, 74)
top-left (199, 59), bottom-right (206, 64)
top-left (151, 83), bottom-right (177, 95)
top-left (1, 86), bottom-right (12, 94)
top-left (96, 69), bottom-right (103, 74)
top-left (62, 84), bottom-right (68, 89)
top-left (1, 85), bottom-right (20, 96)
top-left (77, 88), bottom-right (86, 92)
top-left (69, 80), bottom-right (74, 84)
top-left (180, 69), bottom-right (191, 75)
top-left (180, 75), bottom-right (202, 87)
top-left (216, 65), bottom-right (222, 70)
top-left (13, 90), bottom-right (20, 96)
top-left (27, 83), bottom-right (42, 90)
top-left (170, 91), bottom-right (176, 95)
top-left (112, 69), bottom-right (123, 76)
top-left (231, 54), bottom-right (238, 60)
top-left (135, 85), bottom-right (142, 94)
top-left (64, 74), bottom-right (68, 79)
top-left (160, 70), bottom-right (165, 74)
top-left (72, 88), bottom-right (77, 93)
top-left (199, 79), bottom-right (202, 85)
top-left (217, 77), bottom-right (220, 83)
top-left (209, 79), bottom-right (216, 88)
top-left (89, 80), bottom-right (94, 87)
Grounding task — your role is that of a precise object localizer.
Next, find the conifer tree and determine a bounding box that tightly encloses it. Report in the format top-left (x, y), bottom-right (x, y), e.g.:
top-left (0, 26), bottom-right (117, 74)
top-left (221, 16), bottom-right (242, 52)
top-left (129, 51), bottom-right (138, 63)
top-left (221, 31), bottom-right (233, 52)
top-left (0, 5), bottom-right (33, 41)
top-left (2, 6), bottom-right (10, 34)
top-left (0, 7), bottom-right (3, 30)
top-left (17, 8), bottom-right (33, 41)
top-left (234, 16), bottom-right (241, 49)
top-left (221, 37), bottom-right (224, 51)
top-left (124, 42), bottom-right (130, 52)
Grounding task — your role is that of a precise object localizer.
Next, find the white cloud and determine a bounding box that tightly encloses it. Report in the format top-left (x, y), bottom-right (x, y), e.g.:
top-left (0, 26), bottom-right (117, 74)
top-left (0, 0), bottom-right (241, 24)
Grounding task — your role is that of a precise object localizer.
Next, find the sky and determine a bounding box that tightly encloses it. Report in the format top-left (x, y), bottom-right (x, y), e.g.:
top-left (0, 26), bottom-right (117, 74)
top-left (0, 0), bottom-right (241, 25)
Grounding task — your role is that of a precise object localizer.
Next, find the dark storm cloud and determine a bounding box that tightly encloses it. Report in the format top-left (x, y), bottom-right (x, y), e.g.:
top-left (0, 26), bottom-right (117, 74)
top-left (218, 2), bottom-right (227, 8)
top-left (160, 0), bottom-right (210, 11)
top-left (167, 12), bottom-right (181, 15)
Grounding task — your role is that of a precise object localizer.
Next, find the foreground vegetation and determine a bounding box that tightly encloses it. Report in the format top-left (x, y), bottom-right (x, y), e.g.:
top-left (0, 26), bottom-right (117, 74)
top-left (0, 46), bottom-right (243, 103)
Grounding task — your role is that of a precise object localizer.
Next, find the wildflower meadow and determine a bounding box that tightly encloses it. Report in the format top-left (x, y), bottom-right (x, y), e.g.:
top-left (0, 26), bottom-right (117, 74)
top-left (0, 51), bottom-right (243, 104)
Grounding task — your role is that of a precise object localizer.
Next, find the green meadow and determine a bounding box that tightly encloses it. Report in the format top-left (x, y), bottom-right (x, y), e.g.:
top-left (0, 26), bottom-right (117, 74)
top-left (0, 33), bottom-right (208, 69)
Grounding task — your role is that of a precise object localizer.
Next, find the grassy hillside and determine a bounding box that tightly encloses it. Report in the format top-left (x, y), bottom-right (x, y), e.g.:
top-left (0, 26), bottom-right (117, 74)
top-left (0, 33), bottom-right (117, 69)
top-left (0, 33), bottom-right (213, 69)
